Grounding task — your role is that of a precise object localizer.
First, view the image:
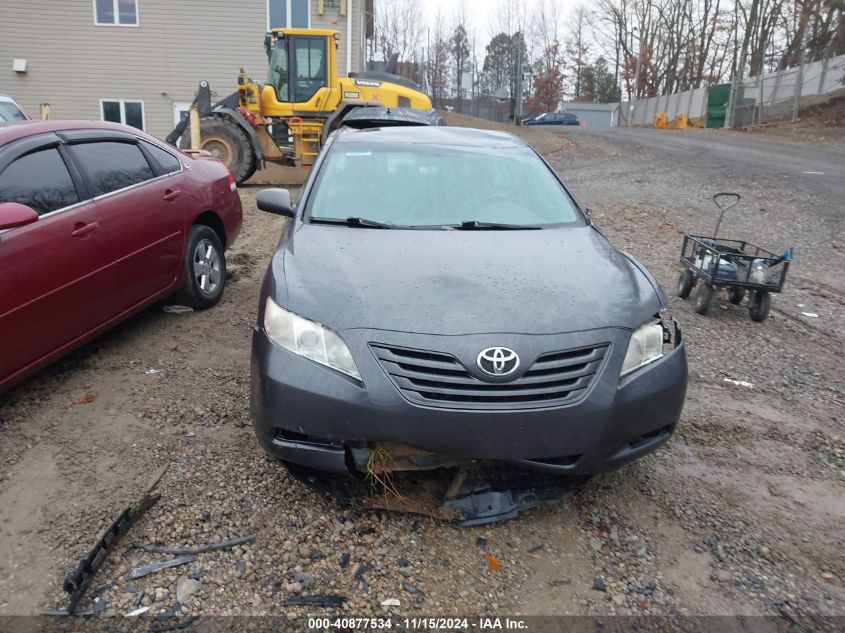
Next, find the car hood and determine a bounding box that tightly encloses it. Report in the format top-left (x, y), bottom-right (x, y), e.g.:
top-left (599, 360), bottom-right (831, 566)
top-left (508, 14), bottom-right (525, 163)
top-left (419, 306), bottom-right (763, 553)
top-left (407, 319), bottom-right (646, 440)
top-left (268, 224), bottom-right (662, 335)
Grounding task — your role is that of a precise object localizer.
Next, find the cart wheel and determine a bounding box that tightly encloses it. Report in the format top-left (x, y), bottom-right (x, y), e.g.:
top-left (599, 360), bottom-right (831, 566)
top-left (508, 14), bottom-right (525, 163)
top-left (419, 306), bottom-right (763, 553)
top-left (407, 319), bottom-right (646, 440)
top-left (728, 288), bottom-right (746, 305)
top-left (677, 270), bottom-right (695, 299)
top-left (748, 290), bottom-right (771, 322)
top-left (694, 284), bottom-right (715, 315)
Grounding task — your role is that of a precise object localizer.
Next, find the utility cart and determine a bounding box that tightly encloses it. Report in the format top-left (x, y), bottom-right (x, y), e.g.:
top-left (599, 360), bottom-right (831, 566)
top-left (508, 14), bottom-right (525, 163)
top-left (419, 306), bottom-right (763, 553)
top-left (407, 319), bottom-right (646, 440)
top-left (677, 193), bottom-right (792, 322)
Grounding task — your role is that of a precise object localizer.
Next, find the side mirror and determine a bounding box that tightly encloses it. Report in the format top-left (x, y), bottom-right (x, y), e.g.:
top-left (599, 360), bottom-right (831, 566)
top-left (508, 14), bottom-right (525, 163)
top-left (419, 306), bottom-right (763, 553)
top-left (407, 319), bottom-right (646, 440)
top-left (256, 188), bottom-right (293, 218)
top-left (0, 202), bottom-right (38, 231)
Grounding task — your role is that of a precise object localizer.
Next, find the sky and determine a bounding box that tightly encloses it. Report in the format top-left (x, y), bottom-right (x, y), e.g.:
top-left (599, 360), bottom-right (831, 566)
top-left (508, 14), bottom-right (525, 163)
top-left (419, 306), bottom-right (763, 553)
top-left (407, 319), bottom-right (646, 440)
top-left (419, 0), bottom-right (488, 30)
top-left (416, 0), bottom-right (575, 57)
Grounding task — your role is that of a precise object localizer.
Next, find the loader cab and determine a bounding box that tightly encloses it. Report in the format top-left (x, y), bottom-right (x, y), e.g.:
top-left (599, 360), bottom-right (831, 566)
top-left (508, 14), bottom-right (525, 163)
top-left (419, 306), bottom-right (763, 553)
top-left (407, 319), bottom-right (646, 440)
top-left (262, 29), bottom-right (340, 116)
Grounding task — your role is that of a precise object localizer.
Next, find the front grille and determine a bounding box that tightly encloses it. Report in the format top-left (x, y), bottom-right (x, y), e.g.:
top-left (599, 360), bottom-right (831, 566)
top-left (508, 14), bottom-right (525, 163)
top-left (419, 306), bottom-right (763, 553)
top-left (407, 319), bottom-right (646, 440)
top-left (371, 343), bottom-right (608, 410)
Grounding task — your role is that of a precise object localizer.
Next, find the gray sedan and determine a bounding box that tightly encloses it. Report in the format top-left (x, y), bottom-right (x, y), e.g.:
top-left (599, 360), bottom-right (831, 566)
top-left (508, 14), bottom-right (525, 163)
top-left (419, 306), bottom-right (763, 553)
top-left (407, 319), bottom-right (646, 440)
top-left (249, 125), bottom-right (687, 510)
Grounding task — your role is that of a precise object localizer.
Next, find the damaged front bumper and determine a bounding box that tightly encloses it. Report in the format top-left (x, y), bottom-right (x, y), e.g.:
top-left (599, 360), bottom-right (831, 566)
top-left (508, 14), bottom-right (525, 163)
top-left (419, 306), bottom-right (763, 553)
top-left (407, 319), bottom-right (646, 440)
top-left (250, 325), bottom-right (687, 523)
top-left (251, 325), bottom-right (687, 473)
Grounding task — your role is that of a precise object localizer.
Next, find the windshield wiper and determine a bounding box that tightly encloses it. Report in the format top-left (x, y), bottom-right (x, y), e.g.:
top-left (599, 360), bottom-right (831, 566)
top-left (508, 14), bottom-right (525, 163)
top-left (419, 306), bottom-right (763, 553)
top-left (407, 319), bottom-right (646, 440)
top-left (310, 217), bottom-right (397, 229)
top-left (456, 220), bottom-right (542, 230)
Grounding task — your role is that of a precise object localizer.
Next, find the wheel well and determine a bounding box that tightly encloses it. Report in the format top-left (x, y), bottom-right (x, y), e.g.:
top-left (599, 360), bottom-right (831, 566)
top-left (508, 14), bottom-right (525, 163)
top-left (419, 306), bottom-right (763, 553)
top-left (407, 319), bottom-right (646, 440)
top-left (193, 211), bottom-right (227, 248)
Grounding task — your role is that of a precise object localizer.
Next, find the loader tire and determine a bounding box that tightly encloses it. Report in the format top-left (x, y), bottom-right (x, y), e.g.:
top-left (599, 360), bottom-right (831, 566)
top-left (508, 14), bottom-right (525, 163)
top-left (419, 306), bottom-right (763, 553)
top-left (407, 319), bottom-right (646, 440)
top-left (199, 117), bottom-right (256, 184)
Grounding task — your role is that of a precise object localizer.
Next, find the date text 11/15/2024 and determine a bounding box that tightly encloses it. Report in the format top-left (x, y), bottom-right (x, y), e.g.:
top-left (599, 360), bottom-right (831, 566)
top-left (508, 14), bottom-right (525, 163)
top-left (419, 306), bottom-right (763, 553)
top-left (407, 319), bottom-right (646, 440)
top-left (308, 617), bottom-right (529, 630)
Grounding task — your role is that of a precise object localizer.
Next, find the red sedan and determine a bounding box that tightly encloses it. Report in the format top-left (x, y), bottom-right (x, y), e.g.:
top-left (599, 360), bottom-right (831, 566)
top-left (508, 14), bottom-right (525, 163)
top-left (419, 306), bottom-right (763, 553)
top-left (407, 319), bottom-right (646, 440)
top-left (0, 120), bottom-right (243, 391)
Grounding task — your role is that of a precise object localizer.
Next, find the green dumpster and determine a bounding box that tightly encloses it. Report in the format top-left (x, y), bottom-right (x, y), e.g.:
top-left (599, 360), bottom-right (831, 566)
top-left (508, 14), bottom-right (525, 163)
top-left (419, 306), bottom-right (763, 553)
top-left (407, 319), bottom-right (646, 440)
top-left (706, 83), bottom-right (731, 128)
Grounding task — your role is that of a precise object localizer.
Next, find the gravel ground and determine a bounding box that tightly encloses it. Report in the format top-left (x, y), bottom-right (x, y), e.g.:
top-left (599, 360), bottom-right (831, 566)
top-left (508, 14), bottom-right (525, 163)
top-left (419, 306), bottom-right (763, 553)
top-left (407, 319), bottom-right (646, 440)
top-left (0, 117), bottom-right (842, 625)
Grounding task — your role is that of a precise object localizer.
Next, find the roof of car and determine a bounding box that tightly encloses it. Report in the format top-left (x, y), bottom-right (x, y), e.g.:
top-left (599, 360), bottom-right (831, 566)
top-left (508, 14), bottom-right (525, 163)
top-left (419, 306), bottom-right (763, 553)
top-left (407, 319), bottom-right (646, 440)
top-left (0, 119), bottom-right (153, 145)
top-left (334, 124), bottom-right (528, 149)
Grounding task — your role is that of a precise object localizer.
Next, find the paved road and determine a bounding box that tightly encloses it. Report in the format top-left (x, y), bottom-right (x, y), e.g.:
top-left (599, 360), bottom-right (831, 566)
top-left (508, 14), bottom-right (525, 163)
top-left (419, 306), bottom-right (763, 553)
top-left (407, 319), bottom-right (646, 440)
top-left (568, 127), bottom-right (845, 215)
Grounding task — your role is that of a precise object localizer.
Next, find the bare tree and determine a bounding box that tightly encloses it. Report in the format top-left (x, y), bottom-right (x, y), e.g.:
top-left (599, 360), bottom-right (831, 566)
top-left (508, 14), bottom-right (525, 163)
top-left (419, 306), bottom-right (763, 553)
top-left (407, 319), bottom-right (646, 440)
top-left (531, 0), bottom-right (565, 60)
top-left (374, 0), bottom-right (425, 63)
top-left (566, 4), bottom-right (593, 99)
top-left (428, 9), bottom-right (451, 107)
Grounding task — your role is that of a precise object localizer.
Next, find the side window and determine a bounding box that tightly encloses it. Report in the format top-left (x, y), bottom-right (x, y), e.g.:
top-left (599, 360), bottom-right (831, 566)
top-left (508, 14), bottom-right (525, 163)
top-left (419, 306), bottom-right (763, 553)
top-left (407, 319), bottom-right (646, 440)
top-left (0, 102), bottom-right (28, 122)
top-left (71, 142), bottom-right (154, 197)
top-left (293, 37), bottom-right (327, 103)
top-left (142, 141), bottom-right (181, 174)
top-left (0, 148), bottom-right (80, 216)
top-left (267, 44), bottom-right (290, 101)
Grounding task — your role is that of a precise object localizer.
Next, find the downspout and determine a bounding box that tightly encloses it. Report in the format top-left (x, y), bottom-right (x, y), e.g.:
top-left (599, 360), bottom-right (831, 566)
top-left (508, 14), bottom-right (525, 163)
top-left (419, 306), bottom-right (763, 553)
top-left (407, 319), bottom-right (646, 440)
top-left (346, 0), bottom-right (353, 75)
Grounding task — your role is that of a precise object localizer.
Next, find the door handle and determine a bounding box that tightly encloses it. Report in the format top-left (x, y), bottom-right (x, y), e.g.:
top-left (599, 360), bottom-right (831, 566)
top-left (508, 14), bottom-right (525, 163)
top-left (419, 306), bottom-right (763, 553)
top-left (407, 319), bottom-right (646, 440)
top-left (71, 221), bottom-right (100, 237)
top-left (163, 189), bottom-right (182, 202)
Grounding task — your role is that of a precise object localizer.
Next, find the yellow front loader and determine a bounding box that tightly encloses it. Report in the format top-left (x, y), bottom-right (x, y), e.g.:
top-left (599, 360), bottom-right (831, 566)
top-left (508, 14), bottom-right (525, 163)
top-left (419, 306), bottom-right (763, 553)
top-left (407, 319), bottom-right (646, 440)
top-left (167, 28), bottom-right (439, 184)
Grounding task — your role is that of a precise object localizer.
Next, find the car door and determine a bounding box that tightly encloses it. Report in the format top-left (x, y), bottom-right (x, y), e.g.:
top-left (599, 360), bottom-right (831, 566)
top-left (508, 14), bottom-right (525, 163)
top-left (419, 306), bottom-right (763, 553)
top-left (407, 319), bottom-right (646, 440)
top-left (67, 138), bottom-right (186, 313)
top-left (0, 139), bottom-right (116, 385)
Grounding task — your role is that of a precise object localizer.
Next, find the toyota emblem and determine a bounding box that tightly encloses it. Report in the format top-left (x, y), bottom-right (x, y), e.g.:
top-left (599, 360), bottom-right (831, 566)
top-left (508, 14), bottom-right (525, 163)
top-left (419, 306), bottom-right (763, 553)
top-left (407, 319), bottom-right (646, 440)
top-left (477, 347), bottom-right (520, 377)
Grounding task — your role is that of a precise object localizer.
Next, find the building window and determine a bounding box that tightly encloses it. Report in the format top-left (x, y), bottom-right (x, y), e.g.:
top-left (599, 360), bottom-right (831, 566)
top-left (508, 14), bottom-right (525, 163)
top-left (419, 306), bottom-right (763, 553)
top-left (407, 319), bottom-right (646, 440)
top-left (267, 0), bottom-right (310, 29)
top-left (95, 0), bottom-right (139, 26)
top-left (100, 100), bottom-right (145, 130)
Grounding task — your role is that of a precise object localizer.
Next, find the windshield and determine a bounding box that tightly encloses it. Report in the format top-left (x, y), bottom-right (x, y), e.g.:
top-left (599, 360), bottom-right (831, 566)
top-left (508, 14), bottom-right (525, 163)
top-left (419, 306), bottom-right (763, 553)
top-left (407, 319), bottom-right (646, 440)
top-left (0, 102), bottom-right (27, 122)
top-left (306, 143), bottom-right (585, 229)
top-left (267, 37), bottom-right (327, 103)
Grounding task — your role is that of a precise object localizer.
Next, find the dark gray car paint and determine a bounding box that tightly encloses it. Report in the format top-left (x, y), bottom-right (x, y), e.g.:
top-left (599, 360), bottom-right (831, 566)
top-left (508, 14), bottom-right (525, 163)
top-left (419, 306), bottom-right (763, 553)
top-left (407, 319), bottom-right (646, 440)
top-left (251, 125), bottom-right (687, 485)
top-left (268, 225), bottom-right (662, 336)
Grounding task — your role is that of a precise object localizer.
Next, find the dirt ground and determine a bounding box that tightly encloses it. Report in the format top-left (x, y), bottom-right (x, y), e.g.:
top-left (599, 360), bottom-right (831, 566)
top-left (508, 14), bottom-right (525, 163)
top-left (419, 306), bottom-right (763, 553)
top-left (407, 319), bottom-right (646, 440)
top-left (0, 115), bottom-right (843, 625)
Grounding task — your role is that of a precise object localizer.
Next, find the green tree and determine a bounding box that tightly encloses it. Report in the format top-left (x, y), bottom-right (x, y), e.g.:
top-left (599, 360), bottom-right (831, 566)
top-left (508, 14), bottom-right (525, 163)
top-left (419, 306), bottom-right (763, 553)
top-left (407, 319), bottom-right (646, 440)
top-left (483, 33), bottom-right (513, 93)
top-left (593, 56), bottom-right (620, 103)
top-left (451, 24), bottom-right (471, 106)
top-left (482, 31), bottom-right (528, 102)
top-left (579, 65), bottom-right (596, 102)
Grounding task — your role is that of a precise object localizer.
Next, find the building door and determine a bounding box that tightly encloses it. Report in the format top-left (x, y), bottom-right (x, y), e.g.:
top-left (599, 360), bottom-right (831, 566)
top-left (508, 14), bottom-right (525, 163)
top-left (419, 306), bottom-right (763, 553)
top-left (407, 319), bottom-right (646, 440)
top-left (173, 102), bottom-right (192, 127)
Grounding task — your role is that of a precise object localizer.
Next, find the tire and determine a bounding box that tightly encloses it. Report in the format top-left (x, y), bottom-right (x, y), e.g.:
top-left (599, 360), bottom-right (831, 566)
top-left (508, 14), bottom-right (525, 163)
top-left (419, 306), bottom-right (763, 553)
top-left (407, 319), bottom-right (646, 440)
top-left (728, 288), bottom-right (746, 305)
top-left (748, 290), bottom-right (771, 322)
top-left (694, 284), bottom-right (715, 315)
top-left (198, 117), bottom-right (256, 184)
top-left (677, 270), bottom-right (695, 299)
top-left (175, 225), bottom-right (226, 310)
top-left (240, 158), bottom-right (258, 183)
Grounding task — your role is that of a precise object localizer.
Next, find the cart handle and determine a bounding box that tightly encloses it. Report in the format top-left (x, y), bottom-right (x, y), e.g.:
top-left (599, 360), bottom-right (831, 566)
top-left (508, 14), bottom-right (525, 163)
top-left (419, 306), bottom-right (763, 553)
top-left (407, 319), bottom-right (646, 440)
top-left (712, 192), bottom-right (741, 239)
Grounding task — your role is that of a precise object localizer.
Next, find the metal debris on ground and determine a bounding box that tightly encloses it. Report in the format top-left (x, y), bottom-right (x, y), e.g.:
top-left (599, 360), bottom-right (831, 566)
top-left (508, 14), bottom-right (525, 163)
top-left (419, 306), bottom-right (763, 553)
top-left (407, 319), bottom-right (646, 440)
top-left (281, 595), bottom-right (347, 607)
top-left (62, 491), bottom-right (161, 614)
top-left (723, 377), bottom-right (755, 388)
top-left (132, 534), bottom-right (256, 555)
top-left (126, 555), bottom-right (197, 581)
top-left (124, 606), bottom-right (150, 617)
top-left (150, 616), bottom-right (200, 632)
top-left (162, 305), bottom-right (194, 314)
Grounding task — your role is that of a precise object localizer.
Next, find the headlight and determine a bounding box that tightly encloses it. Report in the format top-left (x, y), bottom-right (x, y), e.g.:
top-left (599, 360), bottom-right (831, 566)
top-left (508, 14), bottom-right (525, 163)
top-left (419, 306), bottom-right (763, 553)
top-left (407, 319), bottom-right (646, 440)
top-left (621, 318), bottom-right (665, 377)
top-left (263, 298), bottom-right (362, 381)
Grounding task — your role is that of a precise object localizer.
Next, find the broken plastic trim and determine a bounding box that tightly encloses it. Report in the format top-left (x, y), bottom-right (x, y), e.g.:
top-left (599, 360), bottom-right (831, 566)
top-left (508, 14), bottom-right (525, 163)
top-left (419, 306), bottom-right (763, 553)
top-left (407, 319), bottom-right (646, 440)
top-left (285, 461), bottom-right (590, 526)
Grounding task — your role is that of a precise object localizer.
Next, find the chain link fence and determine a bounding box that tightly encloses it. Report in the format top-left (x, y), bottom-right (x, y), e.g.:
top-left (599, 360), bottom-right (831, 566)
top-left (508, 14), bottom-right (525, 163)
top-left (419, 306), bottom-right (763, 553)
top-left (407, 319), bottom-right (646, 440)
top-left (623, 52), bottom-right (845, 128)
